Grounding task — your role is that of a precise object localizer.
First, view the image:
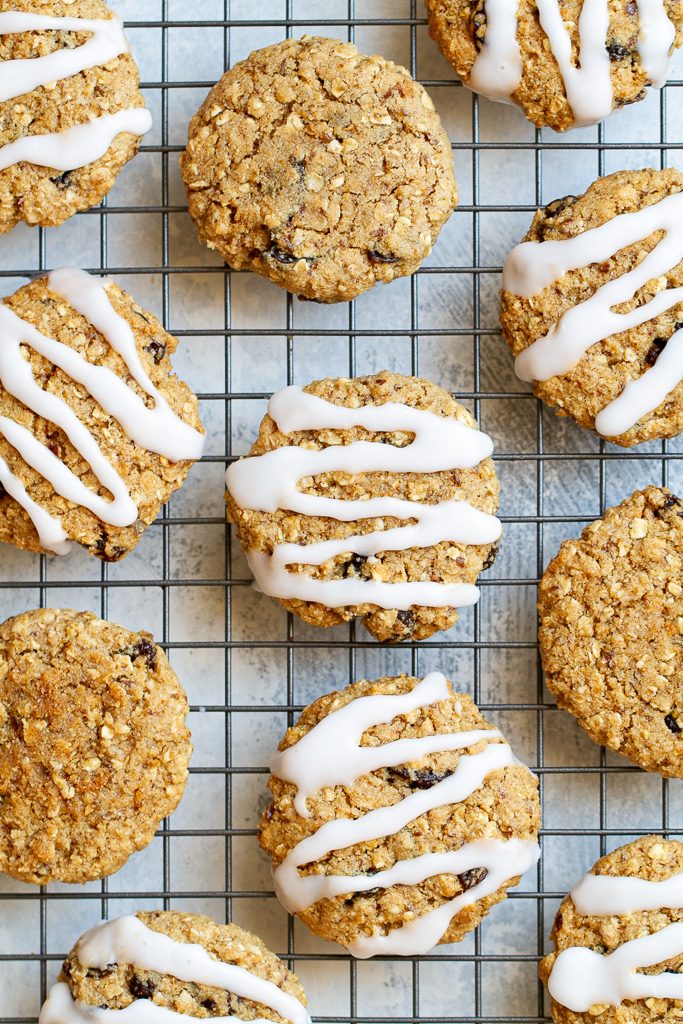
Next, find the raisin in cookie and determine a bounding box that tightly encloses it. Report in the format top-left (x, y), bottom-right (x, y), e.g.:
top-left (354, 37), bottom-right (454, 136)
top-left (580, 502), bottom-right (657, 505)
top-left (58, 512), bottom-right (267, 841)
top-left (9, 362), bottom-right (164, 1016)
top-left (40, 912), bottom-right (310, 1024)
top-left (226, 371), bottom-right (501, 644)
top-left (501, 168), bottom-right (683, 447)
top-left (0, 267), bottom-right (204, 561)
top-left (424, 0), bottom-right (683, 132)
top-left (260, 671), bottom-right (540, 957)
top-left (539, 487), bottom-right (683, 776)
top-left (0, 0), bottom-right (152, 232)
top-left (541, 835), bottom-right (683, 1022)
top-left (181, 35), bottom-right (457, 303)
top-left (0, 608), bottom-right (191, 885)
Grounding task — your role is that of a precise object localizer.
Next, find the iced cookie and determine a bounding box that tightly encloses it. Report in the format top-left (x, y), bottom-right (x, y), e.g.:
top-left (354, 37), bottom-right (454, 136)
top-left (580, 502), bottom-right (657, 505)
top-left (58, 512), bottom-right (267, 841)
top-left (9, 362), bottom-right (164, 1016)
top-left (40, 912), bottom-right (310, 1024)
top-left (226, 371), bottom-right (502, 643)
top-left (260, 671), bottom-right (540, 957)
top-left (0, 608), bottom-right (191, 885)
top-left (541, 835), bottom-right (683, 1022)
top-left (0, 0), bottom-right (152, 232)
top-left (501, 168), bottom-right (683, 447)
top-left (424, 0), bottom-right (683, 132)
top-left (181, 35), bottom-right (457, 303)
top-left (0, 267), bottom-right (205, 561)
top-left (539, 487), bottom-right (683, 776)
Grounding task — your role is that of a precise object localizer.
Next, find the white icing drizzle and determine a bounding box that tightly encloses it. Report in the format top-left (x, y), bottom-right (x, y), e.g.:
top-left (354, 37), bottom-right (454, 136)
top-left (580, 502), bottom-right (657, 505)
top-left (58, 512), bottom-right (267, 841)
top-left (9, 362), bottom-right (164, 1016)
top-left (547, 865), bottom-right (683, 1011)
top-left (0, 13), bottom-right (151, 173)
top-left (595, 324), bottom-right (683, 437)
top-left (226, 386), bottom-right (502, 611)
top-left (272, 672), bottom-right (497, 818)
top-left (503, 189), bottom-right (683, 438)
top-left (0, 12), bottom-right (129, 103)
top-left (0, 449), bottom-right (70, 554)
top-left (0, 267), bottom-right (205, 555)
top-left (536, 0), bottom-right (612, 126)
top-left (467, 0), bottom-right (522, 102)
top-left (39, 916), bottom-right (311, 1024)
top-left (347, 838), bottom-right (540, 958)
top-left (0, 108), bottom-right (152, 173)
top-left (571, 866), bottom-right (683, 916)
top-left (548, 923), bottom-right (683, 1011)
top-left (271, 672), bottom-right (540, 957)
top-left (638, 0), bottom-right (678, 87)
top-left (468, 0), bottom-right (676, 127)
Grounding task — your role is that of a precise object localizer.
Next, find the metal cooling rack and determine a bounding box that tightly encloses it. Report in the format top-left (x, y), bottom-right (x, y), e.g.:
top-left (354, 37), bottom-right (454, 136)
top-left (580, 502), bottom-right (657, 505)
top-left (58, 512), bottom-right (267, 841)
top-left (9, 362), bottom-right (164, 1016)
top-left (1, 2), bottom-right (682, 1022)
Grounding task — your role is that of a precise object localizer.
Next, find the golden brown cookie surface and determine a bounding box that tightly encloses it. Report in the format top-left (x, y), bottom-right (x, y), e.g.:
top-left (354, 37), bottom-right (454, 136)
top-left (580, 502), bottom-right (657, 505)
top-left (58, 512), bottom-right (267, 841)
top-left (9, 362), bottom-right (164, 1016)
top-left (56, 911), bottom-right (308, 1023)
top-left (539, 487), bottom-right (683, 776)
top-left (0, 0), bottom-right (150, 232)
top-left (181, 36), bottom-right (457, 303)
top-left (260, 673), bottom-right (540, 954)
top-left (0, 608), bottom-right (191, 884)
top-left (501, 168), bottom-right (683, 447)
top-left (541, 836), bottom-right (683, 1024)
top-left (226, 371), bottom-right (501, 643)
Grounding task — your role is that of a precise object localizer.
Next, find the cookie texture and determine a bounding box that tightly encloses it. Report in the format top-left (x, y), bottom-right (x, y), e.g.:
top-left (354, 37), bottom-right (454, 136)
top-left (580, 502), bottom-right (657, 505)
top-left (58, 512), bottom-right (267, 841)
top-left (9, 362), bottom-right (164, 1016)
top-left (501, 168), bottom-right (683, 447)
top-left (0, 608), bottom-right (191, 884)
top-left (424, 1), bottom-right (683, 132)
top-left (0, 272), bottom-right (203, 561)
top-left (226, 371), bottom-right (500, 643)
top-left (260, 674), bottom-right (540, 953)
top-left (541, 836), bottom-right (683, 1023)
top-left (181, 35), bottom-right (457, 303)
top-left (57, 912), bottom-right (307, 1022)
top-left (539, 487), bottom-right (683, 776)
top-left (0, 0), bottom-right (149, 232)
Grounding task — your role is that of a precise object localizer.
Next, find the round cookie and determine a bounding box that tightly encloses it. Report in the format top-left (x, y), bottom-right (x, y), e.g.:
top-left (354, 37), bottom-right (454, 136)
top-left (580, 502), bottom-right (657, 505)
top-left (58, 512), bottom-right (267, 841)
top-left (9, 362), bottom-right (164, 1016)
top-left (501, 168), bottom-right (683, 447)
top-left (0, 0), bottom-right (152, 232)
top-left (41, 911), bottom-right (310, 1024)
top-left (225, 371), bottom-right (502, 644)
top-left (541, 835), bottom-right (683, 1022)
top-left (539, 486), bottom-right (683, 777)
top-left (424, 1), bottom-right (683, 132)
top-left (0, 608), bottom-right (191, 884)
top-left (259, 671), bottom-right (540, 957)
top-left (0, 267), bottom-right (204, 561)
top-left (180, 35), bottom-right (457, 303)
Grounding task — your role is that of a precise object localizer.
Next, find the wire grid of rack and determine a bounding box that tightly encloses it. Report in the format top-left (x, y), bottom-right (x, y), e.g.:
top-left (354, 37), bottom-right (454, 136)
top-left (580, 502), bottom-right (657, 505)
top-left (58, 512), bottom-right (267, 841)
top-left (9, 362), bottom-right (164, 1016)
top-left (1, 1), bottom-right (683, 1022)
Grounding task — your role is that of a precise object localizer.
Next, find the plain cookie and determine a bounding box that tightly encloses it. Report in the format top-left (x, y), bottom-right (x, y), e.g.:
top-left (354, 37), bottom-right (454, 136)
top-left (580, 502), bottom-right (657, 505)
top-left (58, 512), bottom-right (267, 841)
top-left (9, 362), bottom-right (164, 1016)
top-left (539, 487), bottom-right (683, 776)
top-left (181, 36), bottom-right (457, 303)
top-left (0, 608), bottom-right (191, 885)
